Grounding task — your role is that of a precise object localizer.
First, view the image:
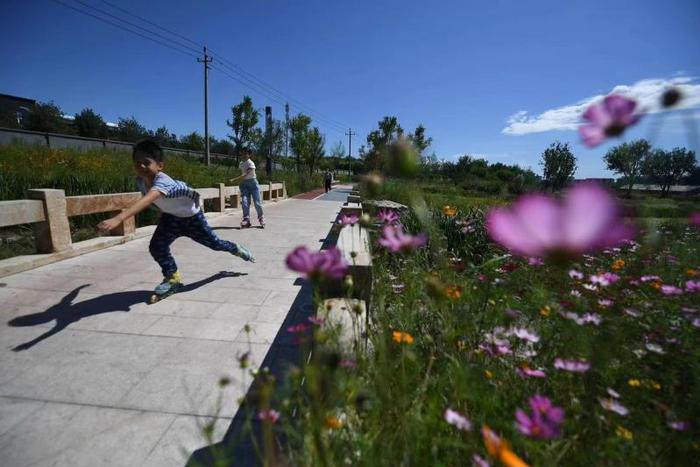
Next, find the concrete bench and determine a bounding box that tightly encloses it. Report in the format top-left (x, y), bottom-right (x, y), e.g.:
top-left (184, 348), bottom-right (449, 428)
top-left (319, 298), bottom-right (368, 352)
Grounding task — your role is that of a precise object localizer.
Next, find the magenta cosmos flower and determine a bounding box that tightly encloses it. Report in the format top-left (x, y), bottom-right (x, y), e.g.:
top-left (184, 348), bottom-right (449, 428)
top-left (579, 95), bottom-right (642, 147)
top-left (378, 225), bottom-right (427, 253)
top-left (554, 358), bottom-right (590, 373)
top-left (338, 214), bottom-right (359, 225)
top-left (515, 394), bottom-right (564, 439)
top-left (689, 212), bottom-right (700, 227)
top-left (285, 246), bottom-right (348, 281)
top-left (444, 408), bottom-right (472, 431)
top-left (486, 183), bottom-right (634, 258)
top-left (258, 409), bottom-right (280, 423)
top-left (377, 208), bottom-right (400, 225)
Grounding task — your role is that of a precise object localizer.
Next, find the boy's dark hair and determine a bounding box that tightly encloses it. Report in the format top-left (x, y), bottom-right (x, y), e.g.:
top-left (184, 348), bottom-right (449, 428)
top-left (133, 139), bottom-right (164, 162)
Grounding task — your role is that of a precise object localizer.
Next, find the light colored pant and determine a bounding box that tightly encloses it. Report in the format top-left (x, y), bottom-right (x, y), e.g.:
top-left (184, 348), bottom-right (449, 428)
top-left (240, 178), bottom-right (263, 220)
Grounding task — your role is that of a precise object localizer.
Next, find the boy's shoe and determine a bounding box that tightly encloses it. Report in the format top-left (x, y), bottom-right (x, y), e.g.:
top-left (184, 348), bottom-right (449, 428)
top-left (154, 271), bottom-right (183, 295)
top-left (240, 218), bottom-right (252, 229)
top-left (258, 216), bottom-right (265, 228)
top-left (234, 245), bottom-right (255, 263)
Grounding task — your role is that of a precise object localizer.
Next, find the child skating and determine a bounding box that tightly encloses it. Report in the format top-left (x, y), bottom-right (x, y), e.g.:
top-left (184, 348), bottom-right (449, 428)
top-left (238, 150), bottom-right (265, 228)
top-left (97, 140), bottom-right (254, 302)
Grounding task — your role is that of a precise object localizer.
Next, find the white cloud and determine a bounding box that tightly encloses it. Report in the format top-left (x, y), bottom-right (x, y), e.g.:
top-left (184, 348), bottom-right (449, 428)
top-left (502, 76), bottom-right (700, 135)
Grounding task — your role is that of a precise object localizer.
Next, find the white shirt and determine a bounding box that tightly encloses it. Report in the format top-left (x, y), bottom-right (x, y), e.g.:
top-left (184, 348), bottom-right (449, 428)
top-left (239, 159), bottom-right (257, 180)
top-left (136, 172), bottom-right (201, 218)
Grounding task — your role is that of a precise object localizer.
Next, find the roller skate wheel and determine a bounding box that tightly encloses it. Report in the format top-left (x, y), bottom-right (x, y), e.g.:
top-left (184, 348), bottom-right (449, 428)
top-left (149, 294), bottom-right (160, 304)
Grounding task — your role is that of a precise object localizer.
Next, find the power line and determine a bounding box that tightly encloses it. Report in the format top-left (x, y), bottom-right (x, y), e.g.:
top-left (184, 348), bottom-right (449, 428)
top-left (50, 0), bottom-right (199, 59)
top-left (53, 0), bottom-right (351, 134)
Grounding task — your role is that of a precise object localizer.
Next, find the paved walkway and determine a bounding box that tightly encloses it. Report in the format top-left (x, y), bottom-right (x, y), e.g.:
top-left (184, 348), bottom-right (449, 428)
top-left (0, 189), bottom-right (348, 467)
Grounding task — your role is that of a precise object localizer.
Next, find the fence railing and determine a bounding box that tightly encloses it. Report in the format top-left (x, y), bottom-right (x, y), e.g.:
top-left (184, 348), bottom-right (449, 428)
top-left (0, 182), bottom-right (286, 255)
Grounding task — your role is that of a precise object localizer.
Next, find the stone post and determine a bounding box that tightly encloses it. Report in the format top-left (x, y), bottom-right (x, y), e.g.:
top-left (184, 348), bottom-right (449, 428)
top-left (214, 183), bottom-right (226, 212)
top-left (111, 210), bottom-right (135, 237)
top-left (28, 189), bottom-right (72, 253)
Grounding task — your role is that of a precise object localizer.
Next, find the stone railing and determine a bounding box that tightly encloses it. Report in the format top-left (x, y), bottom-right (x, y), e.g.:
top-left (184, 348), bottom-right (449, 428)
top-left (0, 182), bottom-right (286, 277)
top-left (318, 187), bottom-right (372, 351)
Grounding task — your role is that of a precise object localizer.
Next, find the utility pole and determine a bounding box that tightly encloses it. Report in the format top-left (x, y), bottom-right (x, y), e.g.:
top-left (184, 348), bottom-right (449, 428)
top-left (345, 128), bottom-right (355, 158)
top-left (284, 103), bottom-right (289, 158)
top-left (197, 47), bottom-right (213, 166)
top-left (265, 106), bottom-right (273, 178)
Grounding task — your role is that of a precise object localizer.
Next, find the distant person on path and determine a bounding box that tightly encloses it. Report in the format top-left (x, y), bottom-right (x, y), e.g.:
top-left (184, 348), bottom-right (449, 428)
top-left (324, 169), bottom-right (333, 193)
top-left (239, 150), bottom-right (265, 228)
top-left (96, 140), bottom-right (254, 296)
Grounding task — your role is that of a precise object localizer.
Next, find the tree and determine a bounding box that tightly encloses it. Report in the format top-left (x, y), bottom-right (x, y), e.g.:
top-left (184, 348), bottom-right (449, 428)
top-left (226, 96), bottom-right (259, 161)
top-left (116, 116), bottom-right (149, 142)
top-left (211, 138), bottom-right (234, 155)
top-left (329, 141), bottom-right (346, 158)
top-left (305, 127), bottom-right (325, 176)
top-left (180, 131), bottom-right (205, 151)
top-left (642, 148), bottom-right (697, 196)
top-left (73, 108), bottom-right (108, 138)
top-left (252, 119), bottom-right (285, 159)
top-left (24, 101), bottom-right (70, 133)
top-left (152, 126), bottom-right (179, 147)
top-left (408, 124), bottom-right (432, 158)
top-left (365, 116), bottom-right (404, 171)
top-left (289, 113), bottom-right (312, 173)
top-left (540, 141), bottom-right (577, 191)
top-left (603, 139), bottom-right (650, 197)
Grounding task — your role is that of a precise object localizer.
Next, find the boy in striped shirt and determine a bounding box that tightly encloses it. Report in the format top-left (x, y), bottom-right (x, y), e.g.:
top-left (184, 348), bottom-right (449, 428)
top-left (97, 140), bottom-right (254, 296)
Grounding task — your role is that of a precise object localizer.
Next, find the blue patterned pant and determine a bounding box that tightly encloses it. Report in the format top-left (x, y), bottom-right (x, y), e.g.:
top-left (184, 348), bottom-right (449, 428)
top-left (240, 178), bottom-right (264, 220)
top-left (149, 210), bottom-right (240, 277)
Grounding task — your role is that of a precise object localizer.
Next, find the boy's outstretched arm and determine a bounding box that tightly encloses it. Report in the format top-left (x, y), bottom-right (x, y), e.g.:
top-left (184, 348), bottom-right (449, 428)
top-left (96, 190), bottom-right (163, 233)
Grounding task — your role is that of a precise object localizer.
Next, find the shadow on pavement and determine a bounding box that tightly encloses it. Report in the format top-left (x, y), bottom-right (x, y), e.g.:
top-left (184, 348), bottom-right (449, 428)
top-left (187, 279), bottom-right (315, 467)
top-left (7, 271), bottom-right (245, 352)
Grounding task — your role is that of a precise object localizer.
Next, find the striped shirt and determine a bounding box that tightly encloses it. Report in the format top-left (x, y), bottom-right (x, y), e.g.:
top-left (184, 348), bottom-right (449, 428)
top-left (137, 172), bottom-right (201, 218)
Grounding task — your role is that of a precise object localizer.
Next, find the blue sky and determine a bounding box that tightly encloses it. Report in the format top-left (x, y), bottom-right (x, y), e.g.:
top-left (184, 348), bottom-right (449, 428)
top-left (1, 0), bottom-right (699, 177)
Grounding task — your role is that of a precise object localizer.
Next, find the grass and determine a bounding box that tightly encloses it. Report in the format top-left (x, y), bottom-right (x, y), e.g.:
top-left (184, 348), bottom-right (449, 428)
top-left (235, 179), bottom-right (700, 466)
top-left (0, 143), bottom-right (324, 259)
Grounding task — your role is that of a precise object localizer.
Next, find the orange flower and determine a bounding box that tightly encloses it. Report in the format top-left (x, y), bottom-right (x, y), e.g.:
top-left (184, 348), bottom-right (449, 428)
top-left (482, 425), bottom-right (530, 467)
top-left (484, 370), bottom-right (493, 379)
top-left (442, 205), bottom-right (457, 217)
top-left (444, 285), bottom-right (462, 300)
top-left (611, 259), bottom-right (625, 271)
top-left (687, 269), bottom-right (698, 277)
top-left (324, 416), bottom-right (343, 429)
top-left (392, 331), bottom-right (414, 344)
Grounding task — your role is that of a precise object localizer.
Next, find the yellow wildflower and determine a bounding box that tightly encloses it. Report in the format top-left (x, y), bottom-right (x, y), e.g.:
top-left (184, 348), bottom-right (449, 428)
top-left (484, 370), bottom-right (493, 379)
top-left (456, 339), bottom-right (466, 350)
top-left (482, 425), bottom-right (530, 467)
top-left (444, 285), bottom-right (462, 300)
top-left (442, 205), bottom-right (457, 217)
top-left (324, 416), bottom-right (343, 429)
top-left (647, 380), bottom-right (661, 390)
top-left (539, 305), bottom-right (551, 316)
top-left (611, 259), bottom-right (625, 271)
top-left (628, 379), bottom-right (641, 387)
top-left (392, 331), bottom-right (414, 344)
top-left (616, 425), bottom-right (633, 440)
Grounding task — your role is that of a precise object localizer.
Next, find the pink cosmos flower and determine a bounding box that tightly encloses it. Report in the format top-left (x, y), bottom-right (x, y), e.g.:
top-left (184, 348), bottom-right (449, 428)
top-left (486, 183), bottom-right (634, 258)
top-left (515, 394), bottom-right (564, 439)
top-left (562, 311), bottom-right (602, 326)
top-left (607, 387), bottom-right (621, 398)
top-left (286, 246), bottom-right (348, 281)
top-left (590, 272), bottom-right (620, 286)
top-left (569, 269), bottom-right (584, 280)
top-left (640, 275), bottom-right (661, 282)
top-left (686, 280), bottom-right (700, 292)
top-left (509, 327), bottom-right (540, 343)
top-left (287, 323), bottom-right (310, 334)
top-left (378, 225), bottom-right (427, 253)
top-left (517, 367), bottom-right (547, 378)
top-left (599, 398), bottom-right (629, 416)
top-left (689, 212), bottom-right (700, 227)
top-left (444, 408), bottom-right (472, 431)
top-left (308, 316), bottom-right (325, 326)
top-left (579, 95), bottom-right (642, 147)
top-left (340, 358), bottom-right (356, 369)
top-left (258, 409), bottom-right (280, 423)
top-left (554, 358), bottom-right (590, 373)
top-left (661, 285), bottom-right (683, 295)
top-left (377, 208), bottom-right (400, 225)
top-left (528, 257), bottom-right (544, 266)
top-left (624, 308), bottom-right (641, 318)
top-left (338, 214), bottom-right (359, 225)
top-left (472, 454), bottom-right (490, 467)
top-left (668, 420), bottom-right (691, 431)
top-left (598, 299), bottom-right (614, 308)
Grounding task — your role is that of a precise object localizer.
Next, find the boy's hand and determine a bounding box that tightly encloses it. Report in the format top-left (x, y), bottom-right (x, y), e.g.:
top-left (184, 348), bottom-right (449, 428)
top-left (97, 217), bottom-right (121, 234)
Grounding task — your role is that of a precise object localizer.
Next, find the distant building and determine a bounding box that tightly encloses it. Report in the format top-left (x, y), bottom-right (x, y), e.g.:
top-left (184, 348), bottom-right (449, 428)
top-left (575, 178), bottom-right (616, 186)
top-left (0, 93), bottom-right (36, 126)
